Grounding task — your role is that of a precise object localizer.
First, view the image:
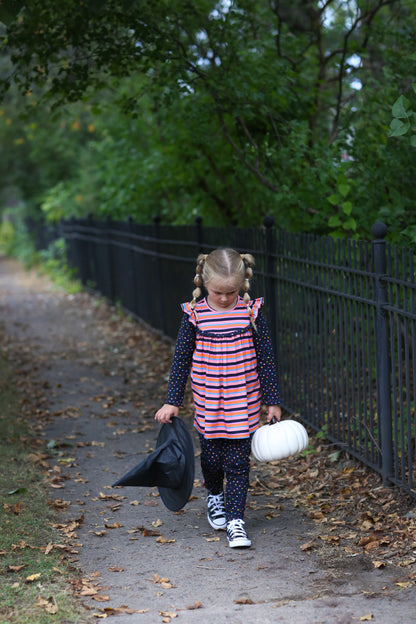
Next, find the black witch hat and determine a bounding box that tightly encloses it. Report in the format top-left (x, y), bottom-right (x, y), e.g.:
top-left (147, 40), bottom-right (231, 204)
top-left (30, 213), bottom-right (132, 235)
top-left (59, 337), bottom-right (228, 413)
top-left (112, 417), bottom-right (195, 511)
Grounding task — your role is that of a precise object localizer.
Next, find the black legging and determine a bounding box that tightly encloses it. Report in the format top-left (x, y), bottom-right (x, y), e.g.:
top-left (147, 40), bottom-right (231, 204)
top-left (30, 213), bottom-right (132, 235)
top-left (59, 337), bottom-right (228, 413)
top-left (199, 434), bottom-right (251, 522)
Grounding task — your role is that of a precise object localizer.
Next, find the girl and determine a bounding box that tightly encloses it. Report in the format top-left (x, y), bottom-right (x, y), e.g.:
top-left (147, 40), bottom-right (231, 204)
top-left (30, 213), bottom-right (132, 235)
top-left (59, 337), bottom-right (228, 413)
top-left (155, 248), bottom-right (281, 548)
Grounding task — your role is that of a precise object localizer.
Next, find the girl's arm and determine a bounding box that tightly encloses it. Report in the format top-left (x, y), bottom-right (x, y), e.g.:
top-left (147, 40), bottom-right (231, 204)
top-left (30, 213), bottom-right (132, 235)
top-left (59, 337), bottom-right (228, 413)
top-left (155, 313), bottom-right (196, 423)
top-left (252, 310), bottom-right (281, 418)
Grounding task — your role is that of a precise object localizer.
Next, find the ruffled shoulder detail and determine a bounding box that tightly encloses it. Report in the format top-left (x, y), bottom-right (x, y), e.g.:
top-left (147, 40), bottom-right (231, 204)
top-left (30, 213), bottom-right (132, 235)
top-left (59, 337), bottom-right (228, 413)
top-left (181, 301), bottom-right (198, 326)
top-left (249, 297), bottom-right (264, 321)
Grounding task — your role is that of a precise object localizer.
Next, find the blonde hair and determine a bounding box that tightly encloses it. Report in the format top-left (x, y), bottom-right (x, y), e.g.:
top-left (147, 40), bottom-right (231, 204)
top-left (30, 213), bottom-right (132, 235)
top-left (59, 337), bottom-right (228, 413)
top-left (191, 248), bottom-right (257, 329)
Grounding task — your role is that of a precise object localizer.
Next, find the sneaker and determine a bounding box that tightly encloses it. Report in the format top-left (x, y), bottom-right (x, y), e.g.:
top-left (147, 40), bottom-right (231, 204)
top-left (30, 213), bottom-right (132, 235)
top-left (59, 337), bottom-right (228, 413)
top-left (206, 492), bottom-right (227, 530)
top-left (226, 519), bottom-right (251, 548)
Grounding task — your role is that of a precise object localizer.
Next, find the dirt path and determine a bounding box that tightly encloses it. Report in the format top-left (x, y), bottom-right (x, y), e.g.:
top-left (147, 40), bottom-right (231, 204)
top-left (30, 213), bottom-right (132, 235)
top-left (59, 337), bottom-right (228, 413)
top-left (1, 256), bottom-right (415, 623)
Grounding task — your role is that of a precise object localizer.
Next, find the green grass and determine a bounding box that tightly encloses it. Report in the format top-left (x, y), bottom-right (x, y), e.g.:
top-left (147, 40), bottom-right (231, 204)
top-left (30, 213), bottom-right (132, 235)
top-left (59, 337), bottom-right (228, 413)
top-left (0, 358), bottom-right (90, 623)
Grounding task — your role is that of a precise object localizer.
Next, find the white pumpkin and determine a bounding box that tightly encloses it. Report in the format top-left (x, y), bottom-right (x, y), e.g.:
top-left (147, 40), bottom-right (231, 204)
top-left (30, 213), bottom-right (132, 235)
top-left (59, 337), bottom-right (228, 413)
top-left (251, 419), bottom-right (309, 462)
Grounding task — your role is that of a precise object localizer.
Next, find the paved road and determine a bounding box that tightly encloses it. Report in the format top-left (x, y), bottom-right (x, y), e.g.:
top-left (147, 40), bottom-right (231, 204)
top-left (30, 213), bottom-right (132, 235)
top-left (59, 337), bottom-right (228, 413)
top-left (1, 257), bottom-right (415, 623)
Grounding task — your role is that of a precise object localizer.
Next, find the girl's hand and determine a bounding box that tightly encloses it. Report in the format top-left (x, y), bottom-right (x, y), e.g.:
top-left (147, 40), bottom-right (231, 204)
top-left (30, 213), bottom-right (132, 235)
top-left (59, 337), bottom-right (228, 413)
top-left (155, 404), bottom-right (179, 424)
top-left (266, 405), bottom-right (282, 423)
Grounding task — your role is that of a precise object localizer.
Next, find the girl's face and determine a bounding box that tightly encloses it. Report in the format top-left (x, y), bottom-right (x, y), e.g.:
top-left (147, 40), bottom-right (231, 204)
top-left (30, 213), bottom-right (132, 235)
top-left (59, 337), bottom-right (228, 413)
top-left (205, 275), bottom-right (241, 311)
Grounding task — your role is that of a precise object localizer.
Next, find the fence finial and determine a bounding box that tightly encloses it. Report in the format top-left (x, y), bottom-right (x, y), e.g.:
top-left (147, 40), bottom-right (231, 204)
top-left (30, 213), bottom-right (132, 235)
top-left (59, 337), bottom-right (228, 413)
top-left (371, 222), bottom-right (387, 239)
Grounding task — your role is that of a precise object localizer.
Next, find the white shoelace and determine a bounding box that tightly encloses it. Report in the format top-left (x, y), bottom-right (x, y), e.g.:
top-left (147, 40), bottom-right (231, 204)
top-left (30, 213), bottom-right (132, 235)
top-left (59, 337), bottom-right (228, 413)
top-left (227, 519), bottom-right (247, 538)
top-left (207, 493), bottom-right (225, 518)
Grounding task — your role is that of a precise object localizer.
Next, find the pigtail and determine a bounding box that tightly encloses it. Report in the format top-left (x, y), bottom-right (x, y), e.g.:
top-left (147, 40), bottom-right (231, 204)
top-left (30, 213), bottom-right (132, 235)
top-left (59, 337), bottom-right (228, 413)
top-left (240, 253), bottom-right (257, 331)
top-left (191, 254), bottom-right (207, 314)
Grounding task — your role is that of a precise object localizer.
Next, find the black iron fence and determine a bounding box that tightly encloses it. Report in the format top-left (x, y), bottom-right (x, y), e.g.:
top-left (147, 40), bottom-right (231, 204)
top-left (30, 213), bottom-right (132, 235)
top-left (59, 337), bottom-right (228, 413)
top-left (58, 215), bottom-right (416, 499)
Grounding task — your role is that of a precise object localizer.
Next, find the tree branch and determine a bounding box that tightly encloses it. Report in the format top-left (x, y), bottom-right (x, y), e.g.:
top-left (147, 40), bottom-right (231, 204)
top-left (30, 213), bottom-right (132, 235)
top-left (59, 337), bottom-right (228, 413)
top-left (330, 0), bottom-right (401, 142)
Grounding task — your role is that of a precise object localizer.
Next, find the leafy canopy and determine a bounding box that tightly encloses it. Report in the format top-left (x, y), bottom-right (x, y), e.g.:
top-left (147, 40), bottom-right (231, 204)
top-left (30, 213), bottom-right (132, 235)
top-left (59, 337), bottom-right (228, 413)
top-left (1, 1), bottom-right (416, 242)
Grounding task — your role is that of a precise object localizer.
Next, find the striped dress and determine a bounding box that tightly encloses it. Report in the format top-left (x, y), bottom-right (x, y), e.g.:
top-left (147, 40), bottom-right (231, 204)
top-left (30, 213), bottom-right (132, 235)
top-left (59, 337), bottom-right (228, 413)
top-left (165, 296), bottom-right (280, 440)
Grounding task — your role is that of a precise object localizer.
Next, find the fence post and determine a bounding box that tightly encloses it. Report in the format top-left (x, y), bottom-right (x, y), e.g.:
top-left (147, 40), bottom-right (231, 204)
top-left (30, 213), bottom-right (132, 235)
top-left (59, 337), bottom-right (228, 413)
top-left (153, 215), bottom-right (166, 335)
top-left (105, 216), bottom-right (115, 302)
top-left (371, 222), bottom-right (393, 484)
top-left (128, 216), bottom-right (139, 317)
top-left (195, 215), bottom-right (204, 254)
top-left (263, 215), bottom-right (278, 353)
top-left (86, 213), bottom-right (94, 286)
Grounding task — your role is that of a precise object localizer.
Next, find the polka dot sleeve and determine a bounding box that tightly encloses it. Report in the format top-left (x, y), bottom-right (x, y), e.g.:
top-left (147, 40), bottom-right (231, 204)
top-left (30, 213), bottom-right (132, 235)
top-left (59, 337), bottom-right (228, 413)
top-left (252, 310), bottom-right (281, 405)
top-left (165, 313), bottom-right (196, 407)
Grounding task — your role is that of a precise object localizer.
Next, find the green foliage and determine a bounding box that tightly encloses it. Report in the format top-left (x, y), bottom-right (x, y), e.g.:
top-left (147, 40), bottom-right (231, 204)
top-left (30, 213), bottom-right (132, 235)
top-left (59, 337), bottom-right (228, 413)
top-left (37, 238), bottom-right (82, 293)
top-left (0, 219), bottom-right (15, 252)
top-left (0, 212), bottom-right (37, 266)
top-left (1, 1), bottom-right (416, 244)
top-left (390, 87), bottom-right (416, 147)
top-left (326, 171), bottom-right (357, 238)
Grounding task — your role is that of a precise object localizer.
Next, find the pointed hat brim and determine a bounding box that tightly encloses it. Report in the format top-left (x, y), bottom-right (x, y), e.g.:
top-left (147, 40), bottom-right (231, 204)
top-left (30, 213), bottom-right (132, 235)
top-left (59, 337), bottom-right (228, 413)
top-left (112, 416), bottom-right (195, 511)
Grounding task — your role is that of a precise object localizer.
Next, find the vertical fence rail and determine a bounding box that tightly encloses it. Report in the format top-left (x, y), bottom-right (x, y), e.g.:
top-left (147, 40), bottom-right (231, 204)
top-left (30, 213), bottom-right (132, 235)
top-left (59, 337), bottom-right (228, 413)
top-left (55, 216), bottom-right (416, 498)
top-left (263, 216), bottom-right (278, 356)
top-left (371, 223), bottom-right (393, 483)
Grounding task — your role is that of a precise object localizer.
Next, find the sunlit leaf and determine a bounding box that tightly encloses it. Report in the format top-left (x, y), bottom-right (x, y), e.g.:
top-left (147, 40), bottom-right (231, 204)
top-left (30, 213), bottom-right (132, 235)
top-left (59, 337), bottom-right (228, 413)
top-left (26, 573), bottom-right (41, 582)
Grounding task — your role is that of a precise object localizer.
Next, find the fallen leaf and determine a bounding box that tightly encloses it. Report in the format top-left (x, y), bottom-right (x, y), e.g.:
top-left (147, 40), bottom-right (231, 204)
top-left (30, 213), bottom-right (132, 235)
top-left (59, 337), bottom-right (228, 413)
top-left (142, 528), bottom-right (161, 537)
top-left (104, 522), bottom-right (123, 529)
top-left (3, 501), bottom-right (24, 515)
top-left (48, 499), bottom-right (71, 510)
top-left (44, 542), bottom-right (54, 555)
top-left (7, 564), bottom-right (27, 572)
top-left (108, 566), bottom-right (124, 572)
top-left (159, 611), bottom-right (178, 621)
top-left (57, 457), bottom-right (76, 464)
top-left (360, 520), bottom-right (374, 531)
top-left (26, 573), bottom-right (41, 582)
top-left (78, 587), bottom-right (98, 596)
top-left (187, 601), bottom-right (203, 610)
top-left (156, 536), bottom-right (176, 544)
top-left (97, 606), bottom-right (149, 615)
top-left (35, 596), bottom-right (59, 614)
top-left (234, 597), bottom-right (254, 604)
top-left (152, 575), bottom-right (174, 589)
top-left (98, 492), bottom-right (125, 501)
top-left (300, 540), bottom-right (316, 551)
top-left (364, 541), bottom-right (380, 552)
